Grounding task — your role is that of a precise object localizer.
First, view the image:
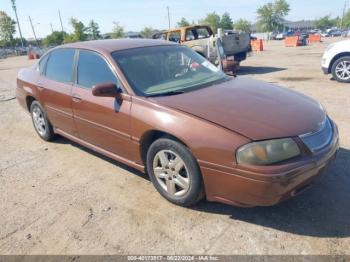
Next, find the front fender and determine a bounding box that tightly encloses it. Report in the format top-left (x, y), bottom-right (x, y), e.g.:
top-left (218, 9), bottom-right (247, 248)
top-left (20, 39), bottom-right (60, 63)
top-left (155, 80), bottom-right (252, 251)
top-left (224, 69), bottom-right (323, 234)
top-left (130, 96), bottom-right (251, 170)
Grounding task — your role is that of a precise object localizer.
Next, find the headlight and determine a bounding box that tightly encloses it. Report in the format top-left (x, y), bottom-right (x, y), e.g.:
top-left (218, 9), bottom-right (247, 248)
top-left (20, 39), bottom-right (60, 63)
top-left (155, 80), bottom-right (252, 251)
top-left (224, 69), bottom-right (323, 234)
top-left (236, 138), bottom-right (300, 165)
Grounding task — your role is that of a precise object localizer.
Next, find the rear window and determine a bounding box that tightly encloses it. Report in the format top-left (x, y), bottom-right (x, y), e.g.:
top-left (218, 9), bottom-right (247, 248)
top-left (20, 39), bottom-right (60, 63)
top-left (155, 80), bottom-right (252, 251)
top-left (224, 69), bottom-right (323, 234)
top-left (45, 49), bottom-right (75, 83)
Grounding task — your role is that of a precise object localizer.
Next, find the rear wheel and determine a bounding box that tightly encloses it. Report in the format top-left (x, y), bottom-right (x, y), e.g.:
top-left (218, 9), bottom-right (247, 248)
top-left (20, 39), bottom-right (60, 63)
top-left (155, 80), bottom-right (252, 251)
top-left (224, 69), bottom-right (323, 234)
top-left (331, 56), bottom-right (350, 83)
top-left (146, 138), bottom-right (203, 206)
top-left (30, 101), bottom-right (55, 141)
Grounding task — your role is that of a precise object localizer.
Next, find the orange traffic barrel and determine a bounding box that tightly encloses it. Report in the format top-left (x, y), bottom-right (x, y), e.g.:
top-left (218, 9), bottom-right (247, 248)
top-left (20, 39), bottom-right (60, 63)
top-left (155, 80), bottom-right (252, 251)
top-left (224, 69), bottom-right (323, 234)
top-left (251, 39), bottom-right (264, 51)
top-left (28, 52), bottom-right (34, 60)
top-left (308, 34), bottom-right (321, 43)
top-left (285, 36), bottom-right (299, 47)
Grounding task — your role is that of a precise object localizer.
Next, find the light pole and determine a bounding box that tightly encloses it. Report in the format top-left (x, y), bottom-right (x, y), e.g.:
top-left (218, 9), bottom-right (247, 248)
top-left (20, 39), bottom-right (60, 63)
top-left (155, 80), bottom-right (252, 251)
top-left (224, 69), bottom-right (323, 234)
top-left (58, 10), bottom-right (65, 43)
top-left (166, 6), bottom-right (171, 29)
top-left (340, 0), bottom-right (348, 29)
top-left (29, 16), bottom-right (40, 47)
top-left (10, 0), bottom-right (24, 47)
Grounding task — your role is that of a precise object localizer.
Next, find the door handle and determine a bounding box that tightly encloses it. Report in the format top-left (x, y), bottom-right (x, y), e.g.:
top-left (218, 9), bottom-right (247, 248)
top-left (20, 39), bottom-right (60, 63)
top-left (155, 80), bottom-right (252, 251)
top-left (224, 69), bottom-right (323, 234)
top-left (72, 94), bottom-right (82, 102)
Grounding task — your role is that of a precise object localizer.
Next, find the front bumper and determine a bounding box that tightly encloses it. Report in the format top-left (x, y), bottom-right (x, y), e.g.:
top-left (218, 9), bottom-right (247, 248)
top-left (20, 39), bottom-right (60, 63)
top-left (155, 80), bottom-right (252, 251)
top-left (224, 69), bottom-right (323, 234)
top-left (200, 122), bottom-right (339, 207)
top-left (322, 66), bottom-right (329, 74)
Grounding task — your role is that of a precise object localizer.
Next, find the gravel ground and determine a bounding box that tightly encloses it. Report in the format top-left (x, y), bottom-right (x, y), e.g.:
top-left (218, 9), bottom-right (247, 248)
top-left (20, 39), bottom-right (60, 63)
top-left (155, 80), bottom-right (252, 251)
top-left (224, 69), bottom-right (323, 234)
top-left (0, 37), bottom-right (349, 255)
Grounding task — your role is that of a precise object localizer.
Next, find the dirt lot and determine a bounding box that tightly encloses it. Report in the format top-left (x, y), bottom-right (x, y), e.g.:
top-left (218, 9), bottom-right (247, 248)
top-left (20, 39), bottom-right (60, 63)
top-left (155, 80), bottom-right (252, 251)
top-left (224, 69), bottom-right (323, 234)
top-left (0, 37), bottom-right (349, 255)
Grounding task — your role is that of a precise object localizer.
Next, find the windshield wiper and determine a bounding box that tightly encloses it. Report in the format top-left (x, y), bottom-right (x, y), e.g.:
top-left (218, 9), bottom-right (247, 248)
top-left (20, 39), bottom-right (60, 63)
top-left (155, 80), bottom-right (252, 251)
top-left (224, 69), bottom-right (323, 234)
top-left (146, 90), bottom-right (185, 97)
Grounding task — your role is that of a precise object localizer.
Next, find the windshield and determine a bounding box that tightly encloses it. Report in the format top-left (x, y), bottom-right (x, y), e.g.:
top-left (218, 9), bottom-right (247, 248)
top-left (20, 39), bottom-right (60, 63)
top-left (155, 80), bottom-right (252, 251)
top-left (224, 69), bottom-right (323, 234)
top-left (112, 45), bottom-right (229, 97)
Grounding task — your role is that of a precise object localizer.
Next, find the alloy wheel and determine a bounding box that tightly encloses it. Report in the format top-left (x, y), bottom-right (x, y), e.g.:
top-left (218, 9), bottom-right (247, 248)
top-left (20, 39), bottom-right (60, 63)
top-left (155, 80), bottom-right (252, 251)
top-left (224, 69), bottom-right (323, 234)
top-left (152, 150), bottom-right (190, 197)
top-left (32, 106), bottom-right (46, 136)
top-left (335, 60), bottom-right (350, 81)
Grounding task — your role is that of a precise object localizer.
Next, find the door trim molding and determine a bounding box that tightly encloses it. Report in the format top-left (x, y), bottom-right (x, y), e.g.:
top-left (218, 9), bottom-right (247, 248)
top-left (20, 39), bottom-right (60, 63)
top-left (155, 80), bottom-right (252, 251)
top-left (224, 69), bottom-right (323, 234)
top-left (73, 115), bottom-right (130, 140)
top-left (54, 127), bottom-right (145, 172)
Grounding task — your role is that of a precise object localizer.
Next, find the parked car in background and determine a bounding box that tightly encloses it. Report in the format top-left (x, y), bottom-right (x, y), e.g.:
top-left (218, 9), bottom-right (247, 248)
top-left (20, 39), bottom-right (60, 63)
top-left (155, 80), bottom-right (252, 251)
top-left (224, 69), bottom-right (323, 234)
top-left (329, 30), bottom-right (342, 37)
top-left (322, 29), bottom-right (342, 37)
top-left (322, 39), bottom-right (350, 82)
top-left (273, 31), bottom-right (295, 40)
top-left (124, 32), bottom-right (143, 39)
top-left (0, 46), bottom-right (48, 58)
top-left (309, 29), bottom-right (321, 35)
top-left (152, 25), bottom-right (251, 74)
top-left (274, 33), bottom-right (285, 40)
top-left (342, 30), bottom-right (350, 37)
top-left (16, 39), bottom-right (338, 207)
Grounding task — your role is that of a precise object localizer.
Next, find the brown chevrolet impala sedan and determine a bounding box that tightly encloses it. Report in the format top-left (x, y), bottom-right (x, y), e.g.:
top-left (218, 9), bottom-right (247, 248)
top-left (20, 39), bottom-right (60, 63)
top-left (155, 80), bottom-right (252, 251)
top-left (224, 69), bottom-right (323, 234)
top-left (16, 39), bottom-right (339, 207)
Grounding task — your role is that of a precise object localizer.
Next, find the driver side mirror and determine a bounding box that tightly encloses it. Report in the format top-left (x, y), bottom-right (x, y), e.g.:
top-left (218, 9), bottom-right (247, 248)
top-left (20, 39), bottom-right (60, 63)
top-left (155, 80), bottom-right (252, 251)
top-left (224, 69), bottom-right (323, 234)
top-left (92, 82), bottom-right (122, 99)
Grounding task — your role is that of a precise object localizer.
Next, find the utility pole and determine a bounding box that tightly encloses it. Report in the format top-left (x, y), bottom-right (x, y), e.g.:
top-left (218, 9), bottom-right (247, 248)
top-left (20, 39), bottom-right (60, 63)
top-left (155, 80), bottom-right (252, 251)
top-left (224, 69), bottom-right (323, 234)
top-left (10, 0), bottom-right (24, 47)
top-left (28, 16), bottom-right (39, 47)
top-left (58, 10), bottom-right (65, 43)
top-left (50, 23), bottom-right (54, 33)
top-left (166, 6), bottom-right (171, 29)
top-left (341, 0), bottom-right (347, 29)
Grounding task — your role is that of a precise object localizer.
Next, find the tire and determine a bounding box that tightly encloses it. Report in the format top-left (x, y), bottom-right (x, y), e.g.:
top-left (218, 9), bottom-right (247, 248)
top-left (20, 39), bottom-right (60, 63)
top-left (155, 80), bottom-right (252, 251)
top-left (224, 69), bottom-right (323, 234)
top-left (30, 101), bottom-right (55, 141)
top-left (331, 56), bottom-right (350, 83)
top-left (146, 138), bottom-right (204, 207)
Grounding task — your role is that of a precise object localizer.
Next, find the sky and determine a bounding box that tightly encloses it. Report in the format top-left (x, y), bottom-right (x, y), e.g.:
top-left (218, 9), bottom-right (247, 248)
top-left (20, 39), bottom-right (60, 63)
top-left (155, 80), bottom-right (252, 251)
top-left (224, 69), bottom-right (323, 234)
top-left (0, 0), bottom-right (348, 39)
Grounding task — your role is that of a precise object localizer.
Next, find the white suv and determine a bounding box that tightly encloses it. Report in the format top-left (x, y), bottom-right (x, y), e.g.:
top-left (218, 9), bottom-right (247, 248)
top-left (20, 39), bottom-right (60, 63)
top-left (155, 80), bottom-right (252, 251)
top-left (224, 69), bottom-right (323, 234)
top-left (322, 39), bottom-right (350, 83)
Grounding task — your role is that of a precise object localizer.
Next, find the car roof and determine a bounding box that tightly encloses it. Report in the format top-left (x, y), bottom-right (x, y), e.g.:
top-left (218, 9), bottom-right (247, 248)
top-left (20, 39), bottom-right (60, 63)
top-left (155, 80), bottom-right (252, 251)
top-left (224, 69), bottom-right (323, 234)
top-left (59, 38), bottom-right (178, 53)
top-left (165, 24), bottom-right (211, 33)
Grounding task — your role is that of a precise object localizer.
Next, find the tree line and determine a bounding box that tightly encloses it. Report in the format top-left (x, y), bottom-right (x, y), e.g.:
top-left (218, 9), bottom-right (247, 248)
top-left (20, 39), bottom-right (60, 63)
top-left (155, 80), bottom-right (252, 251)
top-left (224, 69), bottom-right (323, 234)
top-left (0, 0), bottom-right (349, 48)
top-left (38, 0), bottom-right (292, 47)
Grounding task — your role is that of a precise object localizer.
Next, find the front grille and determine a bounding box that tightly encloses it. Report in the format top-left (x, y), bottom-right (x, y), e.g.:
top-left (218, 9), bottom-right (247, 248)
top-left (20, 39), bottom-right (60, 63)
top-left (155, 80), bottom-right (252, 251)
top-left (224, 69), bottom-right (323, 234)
top-left (299, 118), bottom-right (333, 152)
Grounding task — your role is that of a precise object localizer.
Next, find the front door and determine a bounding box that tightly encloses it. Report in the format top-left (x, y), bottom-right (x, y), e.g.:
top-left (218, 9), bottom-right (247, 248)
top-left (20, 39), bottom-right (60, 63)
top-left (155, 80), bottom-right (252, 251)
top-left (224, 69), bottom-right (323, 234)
top-left (71, 50), bottom-right (134, 160)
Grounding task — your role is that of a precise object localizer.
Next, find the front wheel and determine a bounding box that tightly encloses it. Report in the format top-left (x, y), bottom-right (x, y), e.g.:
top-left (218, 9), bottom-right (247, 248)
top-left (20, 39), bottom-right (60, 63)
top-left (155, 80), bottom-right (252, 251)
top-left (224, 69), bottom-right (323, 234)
top-left (146, 138), bottom-right (204, 206)
top-left (331, 56), bottom-right (350, 83)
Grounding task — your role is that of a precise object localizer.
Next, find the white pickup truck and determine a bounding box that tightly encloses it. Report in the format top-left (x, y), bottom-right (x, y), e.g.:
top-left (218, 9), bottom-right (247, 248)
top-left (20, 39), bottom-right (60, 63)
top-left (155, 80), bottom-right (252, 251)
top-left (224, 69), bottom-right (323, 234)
top-left (322, 39), bottom-right (350, 83)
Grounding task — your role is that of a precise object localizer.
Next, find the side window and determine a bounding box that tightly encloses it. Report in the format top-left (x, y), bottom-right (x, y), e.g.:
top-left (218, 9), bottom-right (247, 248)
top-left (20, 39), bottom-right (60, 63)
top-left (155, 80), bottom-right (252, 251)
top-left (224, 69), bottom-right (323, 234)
top-left (185, 30), bottom-right (195, 41)
top-left (168, 31), bottom-right (181, 43)
top-left (196, 28), bottom-right (210, 39)
top-left (38, 54), bottom-right (49, 75)
top-left (45, 49), bottom-right (75, 83)
top-left (153, 32), bottom-right (167, 40)
top-left (77, 50), bottom-right (119, 89)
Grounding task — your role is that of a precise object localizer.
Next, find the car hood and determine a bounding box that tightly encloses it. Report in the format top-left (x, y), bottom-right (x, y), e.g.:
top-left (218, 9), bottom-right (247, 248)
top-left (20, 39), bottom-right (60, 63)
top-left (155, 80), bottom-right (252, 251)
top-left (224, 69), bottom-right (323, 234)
top-left (330, 39), bottom-right (350, 51)
top-left (150, 77), bottom-right (326, 140)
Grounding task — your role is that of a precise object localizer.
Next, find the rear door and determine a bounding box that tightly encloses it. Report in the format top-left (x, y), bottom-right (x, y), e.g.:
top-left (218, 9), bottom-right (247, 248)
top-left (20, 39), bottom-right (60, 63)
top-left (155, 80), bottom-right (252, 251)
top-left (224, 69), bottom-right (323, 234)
top-left (71, 49), bottom-right (134, 159)
top-left (40, 48), bottom-right (76, 135)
